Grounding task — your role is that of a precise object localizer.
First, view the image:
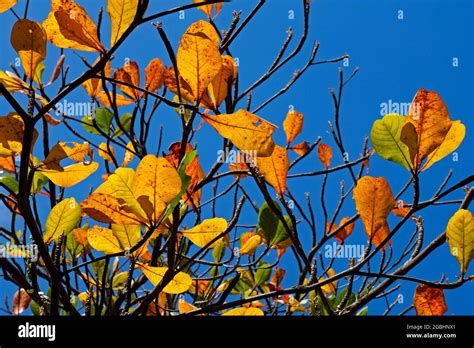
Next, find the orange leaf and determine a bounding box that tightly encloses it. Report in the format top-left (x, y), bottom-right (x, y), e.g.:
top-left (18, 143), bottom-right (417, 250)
top-left (290, 141), bottom-right (310, 156)
top-left (208, 55), bottom-right (235, 108)
top-left (413, 284), bottom-right (448, 316)
top-left (317, 143), bottom-right (332, 168)
top-left (327, 217), bottom-right (355, 244)
top-left (283, 110), bottom-right (303, 143)
top-left (353, 176), bottom-right (394, 250)
top-left (392, 201), bottom-right (410, 218)
top-left (96, 91), bottom-right (134, 107)
top-left (256, 145), bottom-right (289, 195)
top-left (144, 58), bottom-right (164, 92)
top-left (12, 288), bottom-right (31, 315)
top-left (82, 58), bottom-right (111, 97)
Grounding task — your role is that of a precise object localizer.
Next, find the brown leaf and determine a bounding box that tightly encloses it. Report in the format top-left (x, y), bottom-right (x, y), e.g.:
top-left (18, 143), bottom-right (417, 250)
top-left (12, 288), bottom-right (31, 315)
top-left (414, 284), bottom-right (448, 316)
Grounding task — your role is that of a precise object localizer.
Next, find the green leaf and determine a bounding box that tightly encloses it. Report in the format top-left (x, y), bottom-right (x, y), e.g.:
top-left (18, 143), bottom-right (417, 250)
top-left (30, 301), bottom-right (41, 316)
top-left (173, 95), bottom-right (191, 123)
top-left (356, 306), bottom-right (369, 316)
top-left (370, 114), bottom-right (413, 170)
top-left (44, 197), bottom-right (81, 244)
top-left (257, 201), bottom-right (290, 246)
top-left (82, 107), bottom-right (114, 135)
top-left (212, 239), bottom-right (226, 262)
top-left (0, 174), bottom-right (19, 194)
top-left (31, 172), bottom-right (49, 193)
top-left (112, 113), bottom-right (132, 138)
top-left (254, 261), bottom-right (272, 286)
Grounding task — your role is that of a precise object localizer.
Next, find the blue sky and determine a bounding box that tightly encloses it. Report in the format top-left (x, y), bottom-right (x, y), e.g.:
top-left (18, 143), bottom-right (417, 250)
top-left (0, 0), bottom-right (473, 315)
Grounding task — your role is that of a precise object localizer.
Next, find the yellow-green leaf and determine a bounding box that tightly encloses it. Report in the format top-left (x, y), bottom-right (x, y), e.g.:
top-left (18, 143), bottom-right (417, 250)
top-left (44, 198), bottom-right (81, 244)
top-left (87, 226), bottom-right (123, 254)
top-left (446, 209), bottom-right (474, 274)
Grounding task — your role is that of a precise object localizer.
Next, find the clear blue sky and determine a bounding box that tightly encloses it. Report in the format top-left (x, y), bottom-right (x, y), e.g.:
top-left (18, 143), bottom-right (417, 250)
top-left (0, 0), bottom-right (472, 315)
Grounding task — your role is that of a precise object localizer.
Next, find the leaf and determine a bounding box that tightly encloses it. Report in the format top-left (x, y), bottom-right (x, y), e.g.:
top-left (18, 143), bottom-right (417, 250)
top-left (44, 197), bottom-right (81, 244)
top-left (0, 156), bottom-right (15, 173)
top-left (445, 209), bottom-right (474, 273)
top-left (10, 19), bottom-right (47, 81)
top-left (12, 289), bottom-right (31, 315)
top-left (0, 70), bottom-right (29, 94)
top-left (87, 226), bottom-right (123, 254)
top-left (353, 176), bottom-right (394, 249)
top-left (40, 162), bottom-right (98, 188)
top-left (132, 155), bottom-right (182, 223)
top-left (33, 62), bottom-right (45, 85)
top-left (177, 20), bottom-right (222, 100)
top-left (317, 143), bottom-right (332, 168)
top-left (178, 299), bottom-right (199, 314)
top-left (370, 114), bottom-right (413, 170)
top-left (97, 91), bottom-right (134, 107)
top-left (0, 113), bottom-right (37, 156)
top-left (107, 0), bottom-right (139, 47)
top-left (137, 263), bottom-right (192, 294)
top-left (239, 232), bottom-right (263, 255)
top-left (208, 55), bottom-right (235, 108)
top-left (80, 192), bottom-right (146, 225)
top-left (290, 141), bottom-right (310, 156)
top-left (254, 261), bottom-right (272, 286)
top-left (42, 142), bottom-right (92, 168)
top-left (0, 174), bottom-right (19, 194)
top-left (422, 120), bottom-right (465, 171)
top-left (98, 143), bottom-right (116, 163)
top-left (404, 88), bottom-right (453, 169)
top-left (222, 307), bottom-right (264, 316)
top-left (122, 141), bottom-right (135, 166)
top-left (82, 58), bottom-right (111, 98)
top-left (327, 217), bottom-right (355, 244)
top-left (283, 110), bottom-right (303, 143)
top-left (413, 284), bottom-right (448, 316)
top-left (115, 61), bottom-right (140, 99)
top-left (256, 145), bottom-right (289, 195)
top-left (95, 167), bottom-right (147, 220)
top-left (43, 0), bottom-right (104, 52)
top-left (82, 107), bottom-right (114, 135)
top-left (203, 109), bottom-right (276, 157)
top-left (144, 58), bottom-right (164, 92)
top-left (112, 224), bottom-right (148, 256)
top-left (319, 268), bottom-right (337, 295)
top-left (0, 0), bottom-right (17, 13)
top-left (193, 0), bottom-right (223, 19)
top-left (257, 201), bottom-right (291, 247)
top-left (182, 217), bottom-right (227, 249)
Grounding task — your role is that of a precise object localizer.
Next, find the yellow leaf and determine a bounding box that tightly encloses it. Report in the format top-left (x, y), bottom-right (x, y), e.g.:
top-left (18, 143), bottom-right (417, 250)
top-left (353, 176), bottom-right (394, 249)
top-left (107, 0), bottom-right (139, 47)
top-left (137, 263), bottom-right (192, 294)
top-left (317, 143), bottom-right (332, 168)
top-left (208, 55), bottom-right (235, 108)
top-left (42, 142), bottom-right (92, 168)
top-left (144, 58), bottom-right (164, 92)
top-left (0, 0), bottom-right (17, 13)
top-left (0, 70), bottom-right (29, 94)
top-left (132, 155), bottom-right (182, 223)
top-left (0, 113), bottom-right (37, 156)
top-left (177, 20), bottom-right (222, 100)
top-left (119, 142), bottom-right (134, 167)
top-left (222, 307), bottom-right (264, 316)
top-left (80, 192), bottom-right (145, 225)
top-left (413, 284), bottom-right (448, 316)
top-left (319, 268), bottom-right (337, 295)
top-left (446, 209), bottom-right (474, 274)
top-left (10, 19), bottom-right (47, 81)
top-left (203, 109), bottom-right (276, 157)
top-left (44, 197), bottom-right (81, 244)
top-left (422, 120), bottom-right (466, 171)
top-left (182, 217), bottom-right (227, 249)
top-left (193, 0), bottom-right (223, 19)
top-left (96, 91), bottom-right (134, 107)
top-left (95, 167), bottom-right (147, 220)
top-left (256, 145), bottom-right (289, 195)
top-left (178, 299), bottom-right (199, 314)
top-left (43, 0), bottom-right (104, 52)
top-left (82, 58), bottom-right (111, 97)
top-left (40, 162), bottom-right (99, 188)
top-left (98, 142), bottom-right (116, 163)
top-left (404, 89), bottom-right (453, 169)
top-left (239, 233), bottom-right (263, 255)
top-left (283, 110), bottom-right (303, 143)
top-left (87, 226), bottom-right (123, 254)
